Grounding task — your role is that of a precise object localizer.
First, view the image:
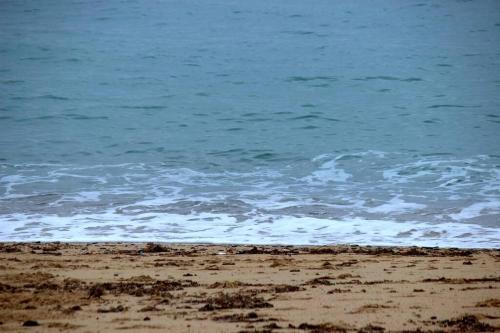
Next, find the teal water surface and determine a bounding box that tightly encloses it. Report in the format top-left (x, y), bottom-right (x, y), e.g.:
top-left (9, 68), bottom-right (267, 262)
top-left (1, 0), bottom-right (499, 247)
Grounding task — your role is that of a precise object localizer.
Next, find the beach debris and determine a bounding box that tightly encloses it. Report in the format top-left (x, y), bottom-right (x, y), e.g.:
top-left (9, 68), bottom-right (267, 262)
top-left (199, 292), bottom-right (273, 311)
top-left (321, 261), bottom-right (333, 268)
top-left (212, 312), bottom-right (265, 322)
top-left (22, 320), bottom-right (39, 327)
top-left (138, 305), bottom-right (161, 312)
top-left (0, 282), bottom-right (19, 293)
top-left (263, 323), bottom-right (281, 329)
top-left (87, 284), bottom-right (104, 298)
top-left (422, 276), bottom-right (500, 283)
top-left (0, 244), bottom-right (22, 253)
top-left (357, 324), bottom-right (386, 333)
top-left (143, 243), bottom-right (170, 253)
top-left (335, 259), bottom-right (358, 267)
top-left (327, 288), bottom-right (351, 294)
top-left (63, 305), bottom-right (82, 314)
top-left (208, 281), bottom-right (254, 289)
top-left (87, 278), bottom-right (198, 297)
top-left (302, 246), bottom-right (475, 257)
top-left (237, 246), bottom-right (297, 255)
top-left (271, 284), bottom-right (303, 293)
top-left (237, 329), bottom-right (273, 333)
top-left (336, 273), bottom-right (360, 279)
top-left (475, 298), bottom-right (500, 307)
top-left (204, 264), bottom-right (220, 270)
top-left (297, 322), bottom-right (350, 332)
top-left (97, 304), bottom-right (128, 313)
top-left (238, 246), bottom-right (263, 254)
top-left (350, 304), bottom-right (394, 314)
top-left (437, 314), bottom-right (496, 332)
top-left (305, 276), bottom-right (335, 286)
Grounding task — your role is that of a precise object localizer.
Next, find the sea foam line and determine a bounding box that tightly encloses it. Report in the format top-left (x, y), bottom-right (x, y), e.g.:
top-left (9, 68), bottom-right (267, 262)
top-left (0, 211), bottom-right (498, 248)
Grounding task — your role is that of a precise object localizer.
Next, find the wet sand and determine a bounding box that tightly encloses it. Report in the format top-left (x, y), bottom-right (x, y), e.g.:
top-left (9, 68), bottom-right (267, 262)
top-left (0, 242), bottom-right (499, 332)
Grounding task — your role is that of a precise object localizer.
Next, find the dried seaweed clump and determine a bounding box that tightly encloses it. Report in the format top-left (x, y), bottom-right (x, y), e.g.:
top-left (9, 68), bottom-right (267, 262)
top-left (199, 292), bottom-right (273, 311)
top-left (475, 298), bottom-right (500, 307)
top-left (272, 284), bottom-right (303, 293)
top-left (296, 322), bottom-right (350, 333)
top-left (357, 324), bottom-right (385, 333)
top-left (305, 276), bottom-right (334, 286)
top-left (208, 281), bottom-right (253, 289)
top-left (143, 243), bottom-right (170, 253)
top-left (438, 314), bottom-right (496, 332)
top-left (88, 278), bottom-right (198, 298)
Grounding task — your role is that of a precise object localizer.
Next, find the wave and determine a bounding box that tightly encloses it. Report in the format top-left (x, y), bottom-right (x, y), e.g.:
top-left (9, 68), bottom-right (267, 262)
top-left (1, 211), bottom-right (498, 248)
top-left (0, 151), bottom-right (499, 246)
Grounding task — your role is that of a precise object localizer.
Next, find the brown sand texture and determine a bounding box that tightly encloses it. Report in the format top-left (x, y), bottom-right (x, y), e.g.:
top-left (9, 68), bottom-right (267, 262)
top-left (0, 242), bottom-right (499, 332)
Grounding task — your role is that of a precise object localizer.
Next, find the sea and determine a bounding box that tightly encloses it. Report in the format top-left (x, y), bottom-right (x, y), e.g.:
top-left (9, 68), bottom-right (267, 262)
top-left (1, 0), bottom-right (500, 248)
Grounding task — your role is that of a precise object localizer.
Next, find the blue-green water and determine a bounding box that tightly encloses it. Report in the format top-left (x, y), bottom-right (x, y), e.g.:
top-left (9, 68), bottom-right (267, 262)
top-left (1, 0), bottom-right (499, 247)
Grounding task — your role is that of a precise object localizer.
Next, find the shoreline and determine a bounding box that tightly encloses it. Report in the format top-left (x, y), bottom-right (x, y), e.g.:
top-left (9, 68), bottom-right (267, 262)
top-left (2, 216), bottom-right (498, 249)
top-left (2, 241), bottom-right (499, 251)
top-left (1, 242), bottom-right (499, 332)
top-left (1, 237), bottom-right (498, 250)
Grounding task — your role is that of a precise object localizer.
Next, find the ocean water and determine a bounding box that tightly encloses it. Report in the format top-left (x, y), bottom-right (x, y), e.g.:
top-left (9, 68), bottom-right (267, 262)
top-left (1, 0), bottom-right (500, 247)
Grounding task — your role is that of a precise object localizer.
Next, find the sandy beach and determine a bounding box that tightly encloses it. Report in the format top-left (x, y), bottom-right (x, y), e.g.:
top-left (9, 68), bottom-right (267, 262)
top-left (0, 242), bottom-right (499, 332)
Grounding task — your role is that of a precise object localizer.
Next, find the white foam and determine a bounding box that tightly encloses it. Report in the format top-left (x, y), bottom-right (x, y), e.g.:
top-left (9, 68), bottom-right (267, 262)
top-left (1, 174), bottom-right (25, 183)
top-left (0, 211), bottom-right (498, 248)
top-left (449, 200), bottom-right (500, 221)
top-left (1, 174), bottom-right (27, 196)
top-left (1, 155), bottom-right (499, 248)
top-left (302, 158), bottom-right (351, 184)
top-left (71, 191), bottom-right (101, 202)
top-left (367, 197), bottom-right (426, 214)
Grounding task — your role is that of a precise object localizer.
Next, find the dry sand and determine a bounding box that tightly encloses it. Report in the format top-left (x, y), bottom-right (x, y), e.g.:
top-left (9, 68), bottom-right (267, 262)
top-left (0, 242), bottom-right (499, 332)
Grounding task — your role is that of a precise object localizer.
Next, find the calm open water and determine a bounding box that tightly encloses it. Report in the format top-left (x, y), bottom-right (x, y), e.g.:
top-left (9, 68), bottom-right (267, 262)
top-left (1, 0), bottom-right (500, 247)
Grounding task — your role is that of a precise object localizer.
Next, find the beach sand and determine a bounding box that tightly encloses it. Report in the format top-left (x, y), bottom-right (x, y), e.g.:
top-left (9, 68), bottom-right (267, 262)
top-left (0, 242), bottom-right (499, 332)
